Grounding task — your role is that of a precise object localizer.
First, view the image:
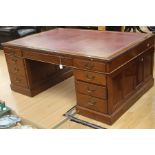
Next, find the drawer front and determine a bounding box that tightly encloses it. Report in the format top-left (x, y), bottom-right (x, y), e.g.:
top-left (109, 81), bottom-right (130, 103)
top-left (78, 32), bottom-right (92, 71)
top-left (142, 37), bottom-right (154, 50)
top-left (7, 65), bottom-right (26, 77)
top-left (10, 74), bottom-right (28, 87)
top-left (22, 50), bottom-right (60, 64)
top-left (5, 54), bottom-right (22, 65)
top-left (61, 57), bottom-right (73, 66)
top-left (73, 58), bottom-right (106, 72)
top-left (4, 47), bottom-right (22, 56)
top-left (107, 37), bottom-right (155, 73)
top-left (76, 93), bottom-right (107, 113)
top-left (137, 37), bottom-right (154, 55)
top-left (76, 80), bottom-right (107, 99)
top-left (74, 69), bottom-right (106, 85)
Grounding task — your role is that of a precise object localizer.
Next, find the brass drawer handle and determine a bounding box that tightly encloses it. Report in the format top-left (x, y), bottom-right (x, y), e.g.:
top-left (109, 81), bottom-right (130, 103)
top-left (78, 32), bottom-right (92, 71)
top-left (87, 87), bottom-right (95, 93)
top-left (147, 43), bottom-right (150, 47)
top-left (140, 57), bottom-right (144, 62)
top-left (86, 74), bottom-right (95, 81)
top-left (11, 58), bottom-right (17, 63)
top-left (85, 62), bottom-right (94, 70)
top-left (9, 50), bottom-right (16, 56)
top-left (87, 100), bottom-right (96, 106)
top-left (15, 79), bottom-right (21, 83)
top-left (14, 68), bottom-right (19, 72)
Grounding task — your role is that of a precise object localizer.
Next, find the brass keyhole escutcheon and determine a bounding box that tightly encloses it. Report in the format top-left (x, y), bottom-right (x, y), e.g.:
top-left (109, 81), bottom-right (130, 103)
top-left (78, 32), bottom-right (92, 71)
top-left (88, 99), bottom-right (96, 106)
top-left (87, 87), bottom-right (95, 93)
top-left (85, 62), bottom-right (94, 69)
top-left (86, 74), bottom-right (95, 81)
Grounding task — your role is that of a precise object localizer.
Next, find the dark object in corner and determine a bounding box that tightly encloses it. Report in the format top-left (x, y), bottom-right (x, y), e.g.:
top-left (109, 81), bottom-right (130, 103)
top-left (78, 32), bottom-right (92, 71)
top-left (106, 26), bottom-right (122, 31)
top-left (63, 106), bottom-right (106, 129)
top-left (147, 26), bottom-right (155, 33)
top-left (0, 26), bottom-right (41, 49)
top-left (124, 26), bottom-right (146, 33)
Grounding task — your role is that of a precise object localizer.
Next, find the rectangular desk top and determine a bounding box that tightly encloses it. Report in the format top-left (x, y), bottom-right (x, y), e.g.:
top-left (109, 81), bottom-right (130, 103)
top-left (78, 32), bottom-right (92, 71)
top-left (3, 28), bottom-right (153, 61)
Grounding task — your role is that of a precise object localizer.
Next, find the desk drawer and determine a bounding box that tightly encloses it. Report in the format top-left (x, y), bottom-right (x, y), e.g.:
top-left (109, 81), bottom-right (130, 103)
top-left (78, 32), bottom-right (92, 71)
top-left (61, 57), bottom-right (73, 66)
top-left (10, 74), bottom-right (28, 87)
top-left (77, 93), bottom-right (107, 114)
top-left (23, 50), bottom-right (60, 64)
top-left (136, 37), bottom-right (154, 55)
top-left (5, 54), bottom-right (25, 66)
top-left (4, 47), bottom-right (22, 56)
top-left (76, 80), bottom-right (107, 99)
top-left (142, 37), bottom-right (154, 50)
top-left (74, 69), bottom-right (106, 85)
top-left (73, 58), bottom-right (106, 72)
top-left (8, 65), bottom-right (26, 77)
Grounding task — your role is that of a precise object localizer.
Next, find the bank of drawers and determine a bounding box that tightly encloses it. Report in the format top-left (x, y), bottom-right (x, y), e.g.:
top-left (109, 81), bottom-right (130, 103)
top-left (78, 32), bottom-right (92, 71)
top-left (74, 58), bottom-right (107, 114)
top-left (5, 53), bottom-right (28, 88)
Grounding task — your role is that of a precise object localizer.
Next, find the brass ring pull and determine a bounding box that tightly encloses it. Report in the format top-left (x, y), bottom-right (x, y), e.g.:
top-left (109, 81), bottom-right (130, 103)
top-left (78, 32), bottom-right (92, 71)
top-left (15, 79), bottom-right (21, 83)
top-left (12, 58), bottom-right (17, 63)
top-left (140, 57), bottom-right (144, 62)
top-left (10, 51), bottom-right (15, 56)
top-left (147, 43), bottom-right (150, 47)
top-left (87, 87), bottom-right (95, 93)
top-left (88, 100), bottom-right (96, 106)
top-left (85, 62), bottom-right (94, 69)
top-left (86, 74), bottom-right (95, 81)
top-left (14, 68), bottom-right (19, 72)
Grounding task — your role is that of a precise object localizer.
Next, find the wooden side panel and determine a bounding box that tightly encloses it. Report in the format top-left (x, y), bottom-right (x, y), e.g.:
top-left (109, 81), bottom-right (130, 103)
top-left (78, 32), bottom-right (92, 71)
top-left (111, 73), bottom-right (124, 110)
top-left (144, 49), bottom-right (154, 81)
top-left (122, 62), bottom-right (136, 97)
top-left (136, 56), bottom-right (144, 87)
top-left (107, 47), bottom-right (154, 115)
top-left (107, 59), bottom-right (138, 113)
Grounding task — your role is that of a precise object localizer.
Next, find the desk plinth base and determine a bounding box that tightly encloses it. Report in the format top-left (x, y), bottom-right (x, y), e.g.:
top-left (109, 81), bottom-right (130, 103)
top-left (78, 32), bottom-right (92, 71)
top-left (76, 78), bottom-right (154, 125)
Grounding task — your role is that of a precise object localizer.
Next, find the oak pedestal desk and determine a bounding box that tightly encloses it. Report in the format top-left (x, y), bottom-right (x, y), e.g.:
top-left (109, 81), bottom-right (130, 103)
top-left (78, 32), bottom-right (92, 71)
top-left (2, 28), bottom-right (155, 125)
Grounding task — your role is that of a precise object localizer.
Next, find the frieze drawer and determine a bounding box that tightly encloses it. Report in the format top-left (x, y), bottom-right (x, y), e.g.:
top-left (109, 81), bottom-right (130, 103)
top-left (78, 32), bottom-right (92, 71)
top-left (4, 47), bottom-right (22, 56)
top-left (73, 58), bottom-right (106, 72)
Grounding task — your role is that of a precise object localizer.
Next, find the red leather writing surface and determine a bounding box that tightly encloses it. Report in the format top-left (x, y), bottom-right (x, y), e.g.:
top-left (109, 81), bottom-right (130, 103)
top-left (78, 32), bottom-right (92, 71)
top-left (4, 28), bottom-right (151, 60)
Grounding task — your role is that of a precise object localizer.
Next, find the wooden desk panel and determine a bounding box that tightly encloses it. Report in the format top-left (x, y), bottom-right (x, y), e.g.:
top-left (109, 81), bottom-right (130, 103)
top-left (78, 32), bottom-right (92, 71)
top-left (2, 28), bottom-right (155, 125)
